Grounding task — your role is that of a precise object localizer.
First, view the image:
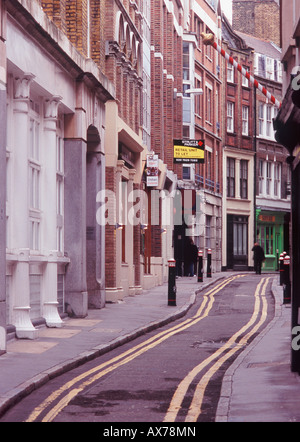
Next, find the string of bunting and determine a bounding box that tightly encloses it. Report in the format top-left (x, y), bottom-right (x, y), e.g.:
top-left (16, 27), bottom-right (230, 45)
top-left (201, 32), bottom-right (282, 109)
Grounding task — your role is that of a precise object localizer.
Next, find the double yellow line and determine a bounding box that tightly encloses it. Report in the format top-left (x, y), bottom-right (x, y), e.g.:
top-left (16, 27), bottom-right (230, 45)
top-left (26, 274), bottom-right (244, 422)
top-left (164, 276), bottom-right (270, 422)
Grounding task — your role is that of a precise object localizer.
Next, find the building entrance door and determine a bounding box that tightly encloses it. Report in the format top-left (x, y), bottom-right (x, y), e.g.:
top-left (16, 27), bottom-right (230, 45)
top-left (227, 215), bottom-right (249, 270)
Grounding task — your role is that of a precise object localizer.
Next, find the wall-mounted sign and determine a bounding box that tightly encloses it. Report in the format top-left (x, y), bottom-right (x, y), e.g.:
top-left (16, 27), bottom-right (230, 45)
top-left (258, 215), bottom-right (276, 223)
top-left (146, 154), bottom-right (159, 187)
top-left (173, 139), bottom-right (205, 164)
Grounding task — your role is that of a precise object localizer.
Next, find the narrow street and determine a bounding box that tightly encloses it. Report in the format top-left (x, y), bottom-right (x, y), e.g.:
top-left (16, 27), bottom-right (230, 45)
top-left (0, 274), bottom-right (274, 423)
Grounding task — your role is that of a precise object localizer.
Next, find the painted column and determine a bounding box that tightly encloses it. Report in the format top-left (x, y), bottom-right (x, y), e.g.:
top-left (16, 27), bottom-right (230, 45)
top-left (42, 96), bottom-right (63, 327)
top-left (64, 134), bottom-right (88, 317)
top-left (12, 73), bottom-right (38, 338)
top-left (86, 147), bottom-right (105, 309)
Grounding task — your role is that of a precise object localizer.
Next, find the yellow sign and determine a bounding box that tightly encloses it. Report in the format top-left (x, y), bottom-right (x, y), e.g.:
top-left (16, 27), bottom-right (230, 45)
top-left (173, 139), bottom-right (205, 163)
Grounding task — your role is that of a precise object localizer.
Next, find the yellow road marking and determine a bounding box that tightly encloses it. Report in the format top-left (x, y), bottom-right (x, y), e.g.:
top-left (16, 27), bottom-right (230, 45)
top-left (164, 277), bottom-right (270, 422)
top-left (25, 275), bottom-right (244, 422)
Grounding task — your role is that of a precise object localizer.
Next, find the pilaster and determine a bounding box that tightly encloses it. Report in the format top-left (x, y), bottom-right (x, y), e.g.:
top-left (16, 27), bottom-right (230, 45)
top-left (12, 73), bottom-right (38, 339)
top-left (42, 96), bottom-right (63, 327)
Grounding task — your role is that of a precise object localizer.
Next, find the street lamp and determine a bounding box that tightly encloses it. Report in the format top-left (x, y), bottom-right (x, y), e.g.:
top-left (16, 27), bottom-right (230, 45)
top-left (184, 88), bottom-right (203, 95)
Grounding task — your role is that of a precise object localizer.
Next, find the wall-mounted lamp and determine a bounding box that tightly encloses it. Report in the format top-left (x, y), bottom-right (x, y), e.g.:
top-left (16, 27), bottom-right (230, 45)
top-left (184, 88), bottom-right (203, 95)
top-left (115, 223), bottom-right (123, 230)
top-left (160, 228), bottom-right (167, 234)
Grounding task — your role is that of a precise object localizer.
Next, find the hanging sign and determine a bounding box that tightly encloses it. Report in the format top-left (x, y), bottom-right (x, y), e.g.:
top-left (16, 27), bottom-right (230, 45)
top-left (173, 139), bottom-right (205, 164)
top-left (146, 154), bottom-right (159, 187)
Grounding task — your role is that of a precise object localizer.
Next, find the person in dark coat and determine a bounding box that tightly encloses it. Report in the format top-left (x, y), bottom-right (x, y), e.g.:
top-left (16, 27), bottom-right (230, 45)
top-left (184, 238), bottom-right (198, 276)
top-left (252, 242), bottom-right (265, 274)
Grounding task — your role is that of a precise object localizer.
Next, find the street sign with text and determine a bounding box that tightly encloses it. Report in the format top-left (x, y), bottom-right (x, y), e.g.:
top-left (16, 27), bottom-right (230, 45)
top-left (173, 139), bottom-right (205, 164)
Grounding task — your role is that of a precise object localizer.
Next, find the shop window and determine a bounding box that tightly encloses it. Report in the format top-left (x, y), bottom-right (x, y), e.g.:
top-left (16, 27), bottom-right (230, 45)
top-left (258, 225), bottom-right (274, 256)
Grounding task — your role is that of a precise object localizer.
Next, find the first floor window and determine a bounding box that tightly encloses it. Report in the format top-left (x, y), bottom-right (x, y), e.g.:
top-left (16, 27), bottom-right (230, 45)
top-left (227, 157), bottom-right (235, 198)
top-left (266, 162), bottom-right (272, 195)
top-left (266, 105), bottom-right (272, 137)
top-left (274, 163), bottom-right (281, 197)
top-left (259, 103), bottom-right (264, 136)
top-left (240, 160), bottom-right (248, 199)
top-left (258, 160), bottom-right (264, 195)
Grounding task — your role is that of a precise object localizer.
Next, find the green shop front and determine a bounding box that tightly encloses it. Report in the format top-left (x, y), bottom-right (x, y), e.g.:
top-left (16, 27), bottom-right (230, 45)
top-left (256, 210), bottom-right (290, 271)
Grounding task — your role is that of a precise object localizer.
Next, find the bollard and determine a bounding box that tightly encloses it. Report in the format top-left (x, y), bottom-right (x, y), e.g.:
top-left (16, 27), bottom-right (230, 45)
top-left (168, 259), bottom-right (177, 306)
top-left (198, 250), bottom-right (203, 283)
top-left (279, 253), bottom-right (284, 286)
top-left (283, 255), bottom-right (291, 304)
top-left (207, 248), bottom-right (212, 278)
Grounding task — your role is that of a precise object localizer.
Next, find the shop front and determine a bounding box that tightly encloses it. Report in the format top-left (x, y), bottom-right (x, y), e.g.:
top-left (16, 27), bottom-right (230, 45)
top-left (256, 211), bottom-right (289, 271)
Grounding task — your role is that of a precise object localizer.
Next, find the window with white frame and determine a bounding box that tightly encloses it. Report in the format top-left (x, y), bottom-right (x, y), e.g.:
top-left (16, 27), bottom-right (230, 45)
top-left (266, 105), bottom-right (272, 137)
top-left (258, 159), bottom-right (264, 195)
top-left (29, 105), bottom-right (41, 251)
top-left (227, 62), bottom-right (234, 83)
top-left (257, 54), bottom-right (266, 77)
top-left (205, 85), bottom-right (212, 123)
top-left (183, 166), bottom-right (191, 180)
top-left (242, 67), bottom-right (249, 87)
top-left (227, 101), bottom-right (234, 132)
top-left (266, 162), bottom-right (272, 196)
top-left (274, 163), bottom-right (281, 198)
top-left (258, 103), bottom-right (277, 139)
top-left (259, 103), bottom-right (264, 136)
top-left (242, 106), bottom-right (249, 136)
top-left (240, 160), bottom-right (248, 199)
top-left (227, 157), bottom-right (235, 198)
top-left (183, 42), bottom-right (190, 81)
top-left (266, 57), bottom-right (273, 80)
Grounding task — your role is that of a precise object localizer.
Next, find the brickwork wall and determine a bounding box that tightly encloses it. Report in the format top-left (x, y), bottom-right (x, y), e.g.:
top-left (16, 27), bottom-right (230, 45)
top-left (105, 167), bottom-right (117, 288)
top-left (233, 0), bottom-right (280, 46)
top-left (222, 46), bottom-right (254, 151)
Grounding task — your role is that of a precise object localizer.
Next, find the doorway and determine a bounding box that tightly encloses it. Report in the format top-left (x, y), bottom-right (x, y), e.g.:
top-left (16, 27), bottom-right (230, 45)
top-left (227, 215), bottom-right (249, 270)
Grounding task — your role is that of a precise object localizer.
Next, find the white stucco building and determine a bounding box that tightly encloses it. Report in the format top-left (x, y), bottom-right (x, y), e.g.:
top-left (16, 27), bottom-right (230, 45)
top-left (2, 0), bottom-right (114, 343)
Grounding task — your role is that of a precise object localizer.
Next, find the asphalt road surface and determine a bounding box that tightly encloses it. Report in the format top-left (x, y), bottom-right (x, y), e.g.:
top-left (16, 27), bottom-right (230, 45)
top-left (1, 274), bottom-right (274, 423)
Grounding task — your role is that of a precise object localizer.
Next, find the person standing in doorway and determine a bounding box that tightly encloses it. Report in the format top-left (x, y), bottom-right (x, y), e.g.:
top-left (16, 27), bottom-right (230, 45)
top-left (252, 242), bottom-right (265, 274)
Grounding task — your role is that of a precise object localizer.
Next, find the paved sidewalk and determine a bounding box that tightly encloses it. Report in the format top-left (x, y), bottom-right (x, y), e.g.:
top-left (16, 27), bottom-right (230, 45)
top-left (216, 277), bottom-right (300, 422)
top-left (0, 272), bottom-right (230, 418)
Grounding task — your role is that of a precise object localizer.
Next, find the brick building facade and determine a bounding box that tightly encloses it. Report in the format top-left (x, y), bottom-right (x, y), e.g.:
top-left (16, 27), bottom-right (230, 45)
top-left (1, 0), bottom-right (115, 348)
top-left (232, 0), bottom-right (290, 271)
top-left (171, 0), bottom-right (223, 275)
top-left (232, 0), bottom-right (280, 47)
top-left (221, 15), bottom-right (255, 271)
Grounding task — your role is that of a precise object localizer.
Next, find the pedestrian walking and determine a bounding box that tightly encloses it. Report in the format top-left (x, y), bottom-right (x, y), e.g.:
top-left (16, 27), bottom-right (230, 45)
top-left (184, 238), bottom-right (198, 276)
top-left (252, 242), bottom-right (265, 275)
